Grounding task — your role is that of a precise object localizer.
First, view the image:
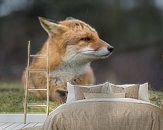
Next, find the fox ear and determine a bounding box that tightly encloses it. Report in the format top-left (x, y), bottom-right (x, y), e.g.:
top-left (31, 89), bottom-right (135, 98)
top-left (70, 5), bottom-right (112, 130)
top-left (38, 17), bottom-right (68, 36)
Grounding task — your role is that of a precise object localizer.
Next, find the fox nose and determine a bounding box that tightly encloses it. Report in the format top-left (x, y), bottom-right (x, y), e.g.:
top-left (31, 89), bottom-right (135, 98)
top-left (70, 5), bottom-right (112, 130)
top-left (107, 46), bottom-right (114, 52)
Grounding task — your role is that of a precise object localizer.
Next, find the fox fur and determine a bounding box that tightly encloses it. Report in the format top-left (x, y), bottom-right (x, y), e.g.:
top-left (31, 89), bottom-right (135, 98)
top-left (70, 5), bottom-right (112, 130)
top-left (22, 17), bottom-right (113, 102)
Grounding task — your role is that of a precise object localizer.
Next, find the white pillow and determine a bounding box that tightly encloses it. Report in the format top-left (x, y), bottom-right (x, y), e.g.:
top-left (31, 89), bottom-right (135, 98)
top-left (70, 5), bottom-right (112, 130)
top-left (66, 82), bottom-right (110, 103)
top-left (138, 83), bottom-right (149, 102)
top-left (66, 82), bottom-right (75, 103)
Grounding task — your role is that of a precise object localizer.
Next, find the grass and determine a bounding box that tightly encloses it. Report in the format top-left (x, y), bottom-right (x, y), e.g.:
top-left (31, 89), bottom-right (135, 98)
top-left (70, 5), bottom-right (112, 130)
top-left (0, 81), bottom-right (162, 113)
top-left (0, 81), bottom-right (61, 113)
top-left (149, 89), bottom-right (163, 109)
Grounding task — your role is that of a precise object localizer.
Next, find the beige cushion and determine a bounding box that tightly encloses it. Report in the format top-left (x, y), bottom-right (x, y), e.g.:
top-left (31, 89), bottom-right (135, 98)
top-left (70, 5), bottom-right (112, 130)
top-left (109, 82), bottom-right (149, 101)
top-left (110, 83), bottom-right (139, 99)
top-left (74, 85), bottom-right (102, 100)
top-left (84, 92), bottom-right (126, 99)
top-left (66, 82), bottom-right (110, 103)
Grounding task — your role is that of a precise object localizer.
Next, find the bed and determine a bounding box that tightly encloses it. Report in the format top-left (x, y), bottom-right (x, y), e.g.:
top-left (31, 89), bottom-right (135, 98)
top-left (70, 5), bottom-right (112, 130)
top-left (42, 98), bottom-right (163, 130)
top-left (23, 82), bottom-right (163, 130)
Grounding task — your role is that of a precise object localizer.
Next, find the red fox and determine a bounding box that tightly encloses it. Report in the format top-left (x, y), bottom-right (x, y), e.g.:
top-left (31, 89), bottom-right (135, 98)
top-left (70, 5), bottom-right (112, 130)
top-left (22, 17), bottom-right (114, 102)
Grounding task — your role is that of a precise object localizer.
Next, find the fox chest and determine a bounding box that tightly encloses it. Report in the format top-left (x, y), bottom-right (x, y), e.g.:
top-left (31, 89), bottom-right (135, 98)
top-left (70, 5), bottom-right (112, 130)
top-left (49, 64), bottom-right (91, 86)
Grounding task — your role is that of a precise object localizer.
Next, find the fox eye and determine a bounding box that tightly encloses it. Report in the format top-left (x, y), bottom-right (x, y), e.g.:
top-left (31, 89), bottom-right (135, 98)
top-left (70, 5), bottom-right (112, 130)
top-left (81, 37), bottom-right (91, 42)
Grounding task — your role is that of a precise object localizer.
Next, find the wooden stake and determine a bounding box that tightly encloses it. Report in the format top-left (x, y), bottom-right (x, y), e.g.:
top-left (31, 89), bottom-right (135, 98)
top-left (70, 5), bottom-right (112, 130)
top-left (24, 41), bottom-right (30, 124)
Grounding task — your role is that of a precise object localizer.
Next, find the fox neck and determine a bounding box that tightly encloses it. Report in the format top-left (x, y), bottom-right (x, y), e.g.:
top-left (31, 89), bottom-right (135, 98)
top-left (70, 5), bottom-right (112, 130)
top-left (49, 62), bottom-right (91, 82)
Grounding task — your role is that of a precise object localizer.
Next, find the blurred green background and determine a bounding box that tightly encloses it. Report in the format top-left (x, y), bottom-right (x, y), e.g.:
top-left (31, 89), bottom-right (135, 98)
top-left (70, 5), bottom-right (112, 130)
top-left (0, 0), bottom-right (163, 90)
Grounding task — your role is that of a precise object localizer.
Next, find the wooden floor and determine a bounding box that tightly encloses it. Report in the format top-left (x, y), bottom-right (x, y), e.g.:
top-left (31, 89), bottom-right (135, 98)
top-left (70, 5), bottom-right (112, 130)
top-left (0, 114), bottom-right (46, 130)
top-left (0, 122), bottom-right (43, 130)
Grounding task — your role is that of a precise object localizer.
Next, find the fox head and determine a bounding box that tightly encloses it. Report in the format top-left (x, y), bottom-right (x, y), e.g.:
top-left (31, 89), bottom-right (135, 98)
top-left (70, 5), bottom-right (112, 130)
top-left (39, 17), bottom-right (114, 66)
